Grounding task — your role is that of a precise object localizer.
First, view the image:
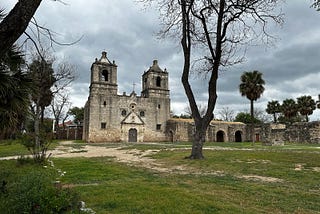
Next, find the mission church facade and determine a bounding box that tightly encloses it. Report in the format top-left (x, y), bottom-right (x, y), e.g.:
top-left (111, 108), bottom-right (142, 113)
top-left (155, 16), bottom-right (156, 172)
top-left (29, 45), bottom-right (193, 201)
top-left (83, 51), bottom-right (171, 142)
top-left (83, 51), bottom-right (250, 143)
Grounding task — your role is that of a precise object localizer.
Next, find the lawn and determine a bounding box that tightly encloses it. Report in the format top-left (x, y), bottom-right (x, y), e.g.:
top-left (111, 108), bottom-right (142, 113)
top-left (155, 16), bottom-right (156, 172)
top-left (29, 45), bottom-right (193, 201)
top-left (0, 141), bottom-right (319, 213)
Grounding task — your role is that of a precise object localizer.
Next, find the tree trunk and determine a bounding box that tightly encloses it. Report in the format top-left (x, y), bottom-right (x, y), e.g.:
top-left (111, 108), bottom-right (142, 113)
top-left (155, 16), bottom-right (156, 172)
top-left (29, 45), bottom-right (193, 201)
top-left (34, 99), bottom-right (41, 161)
top-left (250, 99), bottom-right (255, 145)
top-left (0, 0), bottom-right (43, 59)
top-left (188, 126), bottom-right (205, 159)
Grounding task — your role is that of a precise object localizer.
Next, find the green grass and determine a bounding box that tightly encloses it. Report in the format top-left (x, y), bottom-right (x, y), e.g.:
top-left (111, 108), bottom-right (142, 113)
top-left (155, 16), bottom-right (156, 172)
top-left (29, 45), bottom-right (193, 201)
top-left (1, 141), bottom-right (319, 213)
top-left (0, 139), bottom-right (60, 158)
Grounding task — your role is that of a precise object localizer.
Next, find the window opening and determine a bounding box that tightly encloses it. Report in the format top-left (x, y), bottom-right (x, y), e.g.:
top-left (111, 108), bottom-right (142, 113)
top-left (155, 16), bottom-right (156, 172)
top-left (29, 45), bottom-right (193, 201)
top-left (102, 70), bottom-right (109, 81)
top-left (156, 76), bottom-right (161, 87)
top-left (101, 123), bottom-right (106, 129)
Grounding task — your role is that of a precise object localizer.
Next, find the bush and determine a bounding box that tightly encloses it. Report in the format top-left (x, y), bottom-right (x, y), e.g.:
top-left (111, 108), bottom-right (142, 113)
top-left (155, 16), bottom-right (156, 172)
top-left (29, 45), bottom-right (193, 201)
top-left (0, 169), bottom-right (79, 213)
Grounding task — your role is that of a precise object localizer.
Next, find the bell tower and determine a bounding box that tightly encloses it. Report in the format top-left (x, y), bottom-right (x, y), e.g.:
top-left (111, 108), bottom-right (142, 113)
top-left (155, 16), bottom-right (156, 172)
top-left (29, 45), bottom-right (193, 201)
top-left (90, 51), bottom-right (118, 95)
top-left (141, 60), bottom-right (169, 98)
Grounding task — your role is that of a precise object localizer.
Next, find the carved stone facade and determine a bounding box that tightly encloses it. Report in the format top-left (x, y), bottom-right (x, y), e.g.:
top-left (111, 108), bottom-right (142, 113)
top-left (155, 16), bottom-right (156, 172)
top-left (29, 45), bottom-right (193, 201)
top-left (83, 52), bottom-right (170, 143)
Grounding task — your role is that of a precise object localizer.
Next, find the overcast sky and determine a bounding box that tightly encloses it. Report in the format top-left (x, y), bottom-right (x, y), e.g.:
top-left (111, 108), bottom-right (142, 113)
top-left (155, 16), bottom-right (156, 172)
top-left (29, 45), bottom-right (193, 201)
top-left (3, 0), bottom-right (320, 121)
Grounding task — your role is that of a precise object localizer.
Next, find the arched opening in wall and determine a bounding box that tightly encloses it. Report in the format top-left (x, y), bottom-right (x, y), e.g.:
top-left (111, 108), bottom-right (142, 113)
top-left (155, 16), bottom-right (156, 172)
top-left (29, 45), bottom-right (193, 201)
top-left (102, 70), bottom-right (109, 81)
top-left (235, 131), bottom-right (242, 142)
top-left (156, 76), bottom-right (161, 87)
top-left (128, 128), bottom-right (137, 142)
top-left (216, 130), bottom-right (225, 142)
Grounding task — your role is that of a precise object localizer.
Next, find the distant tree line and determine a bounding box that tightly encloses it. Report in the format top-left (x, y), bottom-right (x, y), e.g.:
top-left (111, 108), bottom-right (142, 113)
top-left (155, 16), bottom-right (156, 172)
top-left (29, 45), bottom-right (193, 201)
top-left (266, 95), bottom-right (319, 123)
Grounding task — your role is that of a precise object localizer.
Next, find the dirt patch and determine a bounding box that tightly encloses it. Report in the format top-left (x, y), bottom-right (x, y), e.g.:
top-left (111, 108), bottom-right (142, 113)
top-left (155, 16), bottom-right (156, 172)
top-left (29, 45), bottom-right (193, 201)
top-left (0, 141), bottom-right (284, 183)
top-left (238, 175), bottom-right (283, 183)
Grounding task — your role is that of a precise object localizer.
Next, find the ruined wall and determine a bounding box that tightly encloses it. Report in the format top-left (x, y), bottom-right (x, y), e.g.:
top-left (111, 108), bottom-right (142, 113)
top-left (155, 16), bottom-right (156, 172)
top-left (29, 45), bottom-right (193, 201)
top-left (257, 122), bottom-right (320, 145)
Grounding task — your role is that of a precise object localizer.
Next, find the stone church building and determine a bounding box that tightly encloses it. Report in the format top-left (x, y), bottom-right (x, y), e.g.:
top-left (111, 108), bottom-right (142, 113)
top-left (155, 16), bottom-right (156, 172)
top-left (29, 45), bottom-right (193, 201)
top-left (83, 52), bottom-right (320, 144)
top-left (83, 51), bottom-right (170, 143)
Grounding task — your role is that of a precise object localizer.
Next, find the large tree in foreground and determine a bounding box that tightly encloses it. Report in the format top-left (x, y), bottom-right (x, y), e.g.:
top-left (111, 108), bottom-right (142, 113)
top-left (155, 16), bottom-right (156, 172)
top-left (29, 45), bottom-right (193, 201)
top-left (146, 0), bottom-right (283, 158)
top-left (0, 0), bottom-right (43, 59)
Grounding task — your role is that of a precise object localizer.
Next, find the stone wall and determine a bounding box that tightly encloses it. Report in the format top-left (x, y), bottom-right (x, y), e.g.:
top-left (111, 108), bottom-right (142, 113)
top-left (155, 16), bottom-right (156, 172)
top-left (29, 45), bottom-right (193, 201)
top-left (166, 119), bottom-right (247, 142)
top-left (257, 122), bottom-right (320, 145)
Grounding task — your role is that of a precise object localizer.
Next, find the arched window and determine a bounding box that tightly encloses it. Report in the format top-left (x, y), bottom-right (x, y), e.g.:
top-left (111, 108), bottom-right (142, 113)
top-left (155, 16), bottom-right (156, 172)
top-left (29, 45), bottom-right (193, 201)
top-left (156, 76), bottom-right (161, 87)
top-left (121, 109), bottom-right (127, 116)
top-left (103, 101), bottom-right (106, 107)
top-left (140, 111), bottom-right (145, 117)
top-left (102, 70), bottom-right (109, 81)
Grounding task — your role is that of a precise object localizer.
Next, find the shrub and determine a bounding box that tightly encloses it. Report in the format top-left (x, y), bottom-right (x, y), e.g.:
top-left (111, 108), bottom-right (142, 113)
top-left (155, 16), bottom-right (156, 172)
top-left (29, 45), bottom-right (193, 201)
top-left (0, 169), bottom-right (79, 213)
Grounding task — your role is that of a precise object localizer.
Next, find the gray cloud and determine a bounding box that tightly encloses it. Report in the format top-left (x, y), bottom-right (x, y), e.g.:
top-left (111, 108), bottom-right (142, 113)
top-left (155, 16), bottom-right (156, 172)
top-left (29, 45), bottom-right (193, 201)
top-left (3, 0), bottom-right (320, 121)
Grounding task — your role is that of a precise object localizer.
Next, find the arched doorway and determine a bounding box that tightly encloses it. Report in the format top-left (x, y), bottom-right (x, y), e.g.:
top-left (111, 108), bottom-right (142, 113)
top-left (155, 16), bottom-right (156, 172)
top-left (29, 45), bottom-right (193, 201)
top-left (128, 128), bottom-right (137, 142)
top-left (216, 130), bottom-right (225, 142)
top-left (235, 131), bottom-right (242, 142)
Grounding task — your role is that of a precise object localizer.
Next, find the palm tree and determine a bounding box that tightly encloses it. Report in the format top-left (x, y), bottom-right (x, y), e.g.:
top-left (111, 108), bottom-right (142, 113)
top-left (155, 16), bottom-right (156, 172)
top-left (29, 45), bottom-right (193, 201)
top-left (297, 95), bottom-right (316, 122)
top-left (239, 70), bottom-right (265, 143)
top-left (239, 70), bottom-right (265, 123)
top-left (0, 46), bottom-right (31, 136)
top-left (281, 98), bottom-right (298, 123)
top-left (266, 100), bottom-right (281, 123)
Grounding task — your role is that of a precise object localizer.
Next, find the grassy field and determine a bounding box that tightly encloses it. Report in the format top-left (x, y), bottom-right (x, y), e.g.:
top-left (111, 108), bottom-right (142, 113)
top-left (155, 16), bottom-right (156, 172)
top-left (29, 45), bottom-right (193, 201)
top-left (0, 139), bottom-right (60, 158)
top-left (0, 141), bottom-right (319, 213)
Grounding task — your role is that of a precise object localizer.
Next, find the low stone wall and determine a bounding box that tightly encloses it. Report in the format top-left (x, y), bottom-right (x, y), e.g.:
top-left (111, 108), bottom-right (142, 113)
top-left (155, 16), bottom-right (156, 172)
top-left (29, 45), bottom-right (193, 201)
top-left (257, 122), bottom-right (320, 145)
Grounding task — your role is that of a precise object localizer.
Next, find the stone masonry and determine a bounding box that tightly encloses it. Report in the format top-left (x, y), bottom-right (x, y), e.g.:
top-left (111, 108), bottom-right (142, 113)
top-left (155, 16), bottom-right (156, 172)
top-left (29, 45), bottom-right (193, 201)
top-left (83, 51), bottom-right (320, 144)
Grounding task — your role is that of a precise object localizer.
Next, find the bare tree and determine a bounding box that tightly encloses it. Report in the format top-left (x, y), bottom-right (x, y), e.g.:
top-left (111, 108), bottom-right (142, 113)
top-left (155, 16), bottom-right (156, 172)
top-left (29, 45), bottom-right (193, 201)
top-left (184, 104), bottom-right (207, 118)
top-left (217, 107), bottom-right (235, 122)
top-left (27, 54), bottom-right (75, 163)
top-left (51, 91), bottom-right (71, 134)
top-left (144, 0), bottom-right (283, 159)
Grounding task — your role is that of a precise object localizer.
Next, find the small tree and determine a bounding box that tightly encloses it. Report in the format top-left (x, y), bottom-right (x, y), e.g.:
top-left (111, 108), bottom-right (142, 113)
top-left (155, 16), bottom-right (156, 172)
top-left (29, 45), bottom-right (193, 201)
top-left (26, 55), bottom-right (75, 163)
top-left (235, 112), bottom-right (261, 124)
top-left (297, 95), bottom-right (316, 122)
top-left (217, 107), bottom-right (235, 122)
top-left (68, 107), bottom-right (84, 124)
top-left (266, 100), bottom-right (281, 123)
top-left (280, 98), bottom-right (298, 123)
top-left (51, 92), bottom-right (71, 133)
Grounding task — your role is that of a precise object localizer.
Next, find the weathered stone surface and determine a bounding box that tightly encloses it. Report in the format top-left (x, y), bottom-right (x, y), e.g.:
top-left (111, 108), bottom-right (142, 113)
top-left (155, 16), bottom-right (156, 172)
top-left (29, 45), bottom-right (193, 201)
top-left (83, 52), bottom-right (320, 144)
top-left (83, 52), bottom-right (170, 143)
top-left (258, 122), bottom-right (320, 144)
